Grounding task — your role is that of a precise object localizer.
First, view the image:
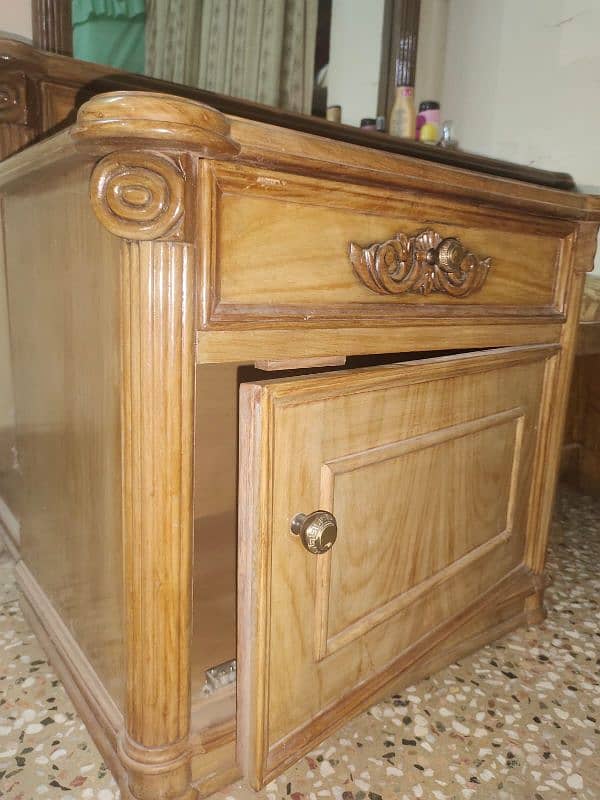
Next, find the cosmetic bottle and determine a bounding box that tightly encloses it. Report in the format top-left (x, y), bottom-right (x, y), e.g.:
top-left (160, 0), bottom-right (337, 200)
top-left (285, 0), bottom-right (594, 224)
top-left (388, 59), bottom-right (416, 139)
top-left (416, 100), bottom-right (440, 141)
top-left (360, 118), bottom-right (377, 132)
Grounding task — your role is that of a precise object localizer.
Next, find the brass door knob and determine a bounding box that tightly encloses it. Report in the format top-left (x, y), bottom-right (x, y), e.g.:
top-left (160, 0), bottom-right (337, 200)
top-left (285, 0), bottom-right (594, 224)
top-left (290, 511), bottom-right (338, 555)
top-left (426, 237), bottom-right (464, 273)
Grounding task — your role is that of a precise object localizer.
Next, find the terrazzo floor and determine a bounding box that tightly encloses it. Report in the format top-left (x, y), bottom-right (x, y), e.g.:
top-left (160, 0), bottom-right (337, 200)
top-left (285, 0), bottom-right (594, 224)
top-left (1, 487), bottom-right (599, 800)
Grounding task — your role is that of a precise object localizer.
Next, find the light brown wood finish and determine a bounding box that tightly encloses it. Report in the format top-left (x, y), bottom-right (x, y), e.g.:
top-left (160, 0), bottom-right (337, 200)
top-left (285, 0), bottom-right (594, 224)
top-left (79, 97), bottom-right (238, 800)
top-left (200, 161), bottom-right (571, 330)
top-left (569, 354), bottom-right (600, 494)
top-left (523, 228), bottom-right (598, 616)
top-left (0, 199), bottom-right (17, 477)
top-left (238, 346), bottom-right (553, 786)
top-left (2, 160), bottom-right (124, 706)
top-left (255, 356), bottom-right (347, 371)
top-left (119, 240), bottom-right (196, 800)
top-left (17, 561), bottom-right (124, 785)
top-left (562, 274), bottom-right (600, 494)
top-left (1, 87), bottom-right (599, 800)
top-left (1, 93), bottom-right (240, 800)
top-left (196, 323), bottom-right (563, 364)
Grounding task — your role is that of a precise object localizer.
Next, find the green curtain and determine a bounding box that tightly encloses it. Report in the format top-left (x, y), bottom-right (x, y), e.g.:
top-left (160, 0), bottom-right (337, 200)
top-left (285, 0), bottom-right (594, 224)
top-left (72, 0), bottom-right (146, 74)
top-left (145, 0), bottom-right (318, 114)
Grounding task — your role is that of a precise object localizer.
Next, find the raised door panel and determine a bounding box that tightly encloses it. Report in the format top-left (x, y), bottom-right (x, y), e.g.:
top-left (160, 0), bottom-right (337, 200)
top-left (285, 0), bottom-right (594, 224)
top-left (319, 408), bottom-right (523, 659)
top-left (237, 346), bottom-right (553, 788)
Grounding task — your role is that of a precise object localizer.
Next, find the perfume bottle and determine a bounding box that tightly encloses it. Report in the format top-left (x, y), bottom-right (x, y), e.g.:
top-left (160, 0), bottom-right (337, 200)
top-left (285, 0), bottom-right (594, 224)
top-left (388, 59), bottom-right (416, 139)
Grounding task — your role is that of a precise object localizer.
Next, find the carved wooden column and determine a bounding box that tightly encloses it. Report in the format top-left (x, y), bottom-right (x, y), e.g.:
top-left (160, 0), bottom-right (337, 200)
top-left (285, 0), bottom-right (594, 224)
top-left (118, 236), bottom-right (196, 800)
top-left (73, 93), bottom-right (239, 800)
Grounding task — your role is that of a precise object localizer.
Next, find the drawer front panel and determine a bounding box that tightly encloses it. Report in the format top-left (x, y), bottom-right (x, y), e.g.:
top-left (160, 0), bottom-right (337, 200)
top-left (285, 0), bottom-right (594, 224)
top-left (200, 162), bottom-right (573, 328)
top-left (237, 345), bottom-right (554, 787)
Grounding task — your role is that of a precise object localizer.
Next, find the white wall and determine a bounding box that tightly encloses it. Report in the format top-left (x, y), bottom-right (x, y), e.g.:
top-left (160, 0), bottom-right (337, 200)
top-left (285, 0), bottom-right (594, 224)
top-left (0, 0), bottom-right (32, 41)
top-left (441, 1), bottom-right (600, 190)
top-left (328, 0), bottom-right (385, 127)
top-left (415, 0), bottom-right (448, 111)
top-left (328, 0), bottom-right (449, 127)
top-left (441, 0), bottom-right (600, 271)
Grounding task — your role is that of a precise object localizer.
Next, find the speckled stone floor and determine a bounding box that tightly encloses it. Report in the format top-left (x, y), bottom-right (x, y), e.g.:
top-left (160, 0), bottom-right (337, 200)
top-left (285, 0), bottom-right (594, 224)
top-left (1, 487), bottom-right (599, 800)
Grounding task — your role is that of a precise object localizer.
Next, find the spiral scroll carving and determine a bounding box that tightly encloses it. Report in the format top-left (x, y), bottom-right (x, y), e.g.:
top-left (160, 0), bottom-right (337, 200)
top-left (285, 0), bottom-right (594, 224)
top-left (349, 228), bottom-right (491, 298)
top-left (90, 151), bottom-right (185, 241)
top-left (0, 74), bottom-right (28, 125)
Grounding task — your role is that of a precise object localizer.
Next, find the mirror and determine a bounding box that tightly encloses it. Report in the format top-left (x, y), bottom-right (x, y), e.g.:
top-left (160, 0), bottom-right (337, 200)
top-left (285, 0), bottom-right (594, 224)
top-left (64, 0), bottom-right (447, 142)
top-left (32, 0), bottom-right (600, 193)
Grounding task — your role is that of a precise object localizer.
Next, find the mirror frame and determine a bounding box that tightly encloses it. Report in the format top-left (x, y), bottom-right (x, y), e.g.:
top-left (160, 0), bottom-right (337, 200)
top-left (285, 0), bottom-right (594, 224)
top-left (32, 0), bottom-right (72, 56)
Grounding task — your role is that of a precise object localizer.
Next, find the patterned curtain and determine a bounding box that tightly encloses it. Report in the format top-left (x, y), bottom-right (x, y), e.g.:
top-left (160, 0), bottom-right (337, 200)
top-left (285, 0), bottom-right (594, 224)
top-left (145, 0), bottom-right (318, 114)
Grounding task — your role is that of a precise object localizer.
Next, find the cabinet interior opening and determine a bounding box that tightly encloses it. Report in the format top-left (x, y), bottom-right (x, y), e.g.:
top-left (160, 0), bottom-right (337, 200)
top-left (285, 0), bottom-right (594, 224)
top-left (189, 349), bottom-right (469, 731)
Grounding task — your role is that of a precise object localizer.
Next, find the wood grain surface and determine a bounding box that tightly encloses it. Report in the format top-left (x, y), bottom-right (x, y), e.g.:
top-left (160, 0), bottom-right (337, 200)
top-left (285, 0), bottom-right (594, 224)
top-left (2, 161), bottom-right (124, 707)
top-left (238, 346), bottom-right (553, 787)
top-left (1, 84), bottom-right (598, 799)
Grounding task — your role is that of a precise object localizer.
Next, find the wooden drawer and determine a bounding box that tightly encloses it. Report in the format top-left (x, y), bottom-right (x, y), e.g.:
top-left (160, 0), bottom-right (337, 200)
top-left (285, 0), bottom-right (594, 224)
top-left (237, 345), bottom-right (554, 787)
top-left (199, 162), bottom-right (574, 329)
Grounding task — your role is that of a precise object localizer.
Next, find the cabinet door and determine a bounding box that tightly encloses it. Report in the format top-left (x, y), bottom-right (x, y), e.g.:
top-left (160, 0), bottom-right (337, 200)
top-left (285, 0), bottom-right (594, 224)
top-left (237, 345), bottom-right (554, 787)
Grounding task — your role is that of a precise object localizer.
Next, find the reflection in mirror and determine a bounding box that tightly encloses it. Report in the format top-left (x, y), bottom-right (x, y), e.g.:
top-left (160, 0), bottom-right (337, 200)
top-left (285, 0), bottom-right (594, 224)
top-left (72, 0), bottom-right (145, 72)
top-left (144, 1), bottom-right (320, 114)
top-left (73, 0), bottom-right (323, 114)
top-left (70, 1), bottom-right (441, 136)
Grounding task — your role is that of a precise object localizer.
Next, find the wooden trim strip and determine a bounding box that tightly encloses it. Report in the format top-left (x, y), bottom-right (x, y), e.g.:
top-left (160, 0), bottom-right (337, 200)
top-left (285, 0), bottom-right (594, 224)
top-left (237, 383), bottom-right (273, 787)
top-left (259, 344), bottom-right (560, 405)
top-left (205, 304), bottom-right (565, 329)
top-left (196, 324), bottom-right (562, 364)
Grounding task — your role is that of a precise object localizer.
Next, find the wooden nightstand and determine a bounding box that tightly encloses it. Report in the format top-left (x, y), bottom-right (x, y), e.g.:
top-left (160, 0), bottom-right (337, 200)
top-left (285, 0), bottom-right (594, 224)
top-left (0, 58), bottom-right (598, 800)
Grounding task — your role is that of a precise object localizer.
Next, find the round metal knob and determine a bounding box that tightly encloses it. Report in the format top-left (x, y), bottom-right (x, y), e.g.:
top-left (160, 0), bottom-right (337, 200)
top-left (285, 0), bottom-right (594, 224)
top-left (290, 511), bottom-right (338, 555)
top-left (425, 237), bottom-right (464, 272)
top-left (436, 237), bottom-right (465, 273)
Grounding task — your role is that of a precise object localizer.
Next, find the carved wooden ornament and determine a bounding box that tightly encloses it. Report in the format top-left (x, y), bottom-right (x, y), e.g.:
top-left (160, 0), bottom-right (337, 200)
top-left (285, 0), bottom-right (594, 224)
top-left (90, 150), bottom-right (184, 241)
top-left (0, 73), bottom-right (29, 125)
top-left (349, 228), bottom-right (491, 297)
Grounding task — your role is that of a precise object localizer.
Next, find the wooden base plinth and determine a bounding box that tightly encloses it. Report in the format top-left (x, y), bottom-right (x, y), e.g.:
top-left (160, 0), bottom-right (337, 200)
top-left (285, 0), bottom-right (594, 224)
top-left (16, 561), bottom-right (130, 794)
top-left (15, 561), bottom-right (222, 799)
top-left (15, 559), bottom-right (547, 798)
